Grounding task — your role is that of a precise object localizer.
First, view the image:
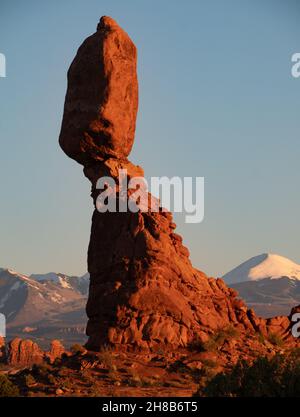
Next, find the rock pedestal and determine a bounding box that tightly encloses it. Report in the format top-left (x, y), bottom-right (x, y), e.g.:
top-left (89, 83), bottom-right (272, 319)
top-left (59, 16), bottom-right (298, 351)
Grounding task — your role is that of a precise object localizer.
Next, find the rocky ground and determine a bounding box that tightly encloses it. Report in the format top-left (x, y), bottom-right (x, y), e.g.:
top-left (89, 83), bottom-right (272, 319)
top-left (0, 328), bottom-right (298, 397)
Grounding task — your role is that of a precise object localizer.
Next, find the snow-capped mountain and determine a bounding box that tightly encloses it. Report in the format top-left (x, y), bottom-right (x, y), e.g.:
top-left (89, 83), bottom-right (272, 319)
top-left (30, 271), bottom-right (89, 294)
top-left (223, 253), bottom-right (300, 284)
top-left (223, 254), bottom-right (300, 318)
top-left (0, 268), bottom-right (89, 346)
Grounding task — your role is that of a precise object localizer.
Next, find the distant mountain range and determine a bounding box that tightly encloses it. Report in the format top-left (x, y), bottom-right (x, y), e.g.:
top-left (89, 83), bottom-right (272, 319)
top-left (223, 253), bottom-right (300, 317)
top-left (0, 268), bottom-right (89, 347)
top-left (2, 253), bottom-right (299, 346)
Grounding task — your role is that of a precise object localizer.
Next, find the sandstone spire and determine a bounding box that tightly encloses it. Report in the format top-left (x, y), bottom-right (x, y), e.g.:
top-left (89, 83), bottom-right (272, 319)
top-left (59, 17), bottom-right (298, 351)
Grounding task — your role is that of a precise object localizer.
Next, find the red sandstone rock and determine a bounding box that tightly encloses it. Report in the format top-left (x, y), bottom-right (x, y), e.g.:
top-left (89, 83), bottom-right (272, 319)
top-left (7, 338), bottom-right (44, 366)
top-left (84, 160), bottom-right (285, 350)
top-left (0, 337), bottom-right (5, 360)
top-left (59, 17), bottom-right (300, 351)
top-left (46, 340), bottom-right (65, 363)
top-left (59, 16), bottom-right (138, 164)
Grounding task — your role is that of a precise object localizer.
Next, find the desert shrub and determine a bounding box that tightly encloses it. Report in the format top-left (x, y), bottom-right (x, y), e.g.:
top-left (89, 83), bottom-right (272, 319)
top-left (79, 371), bottom-right (94, 385)
top-left (89, 380), bottom-right (105, 397)
top-left (24, 374), bottom-right (36, 387)
top-left (201, 359), bottom-right (218, 368)
top-left (99, 345), bottom-right (114, 369)
top-left (31, 363), bottom-right (54, 384)
top-left (257, 332), bottom-right (266, 344)
top-left (195, 360), bottom-right (220, 392)
top-left (223, 325), bottom-right (240, 338)
top-left (47, 374), bottom-right (57, 385)
top-left (268, 333), bottom-right (284, 347)
top-left (0, 374), bottom-right (20, 397)
top-left (127, 370), bottom-right (160, 388)
top-left (70, 344), bottom-right (86, 355)
top-left (289, 347), bottom-right (300, 359)
top-left (128, 373), bottom-right (142, 387)
top-left (194, 353), bottom-right (300, 397)
top-left (32, 363), bottom-right (52, 376)
top-left (61, 352), bottom-right (69, 361)
top-left (200, 326), bottom-right (240, 352)
top-left (61, 378), bottom-right (73, 390)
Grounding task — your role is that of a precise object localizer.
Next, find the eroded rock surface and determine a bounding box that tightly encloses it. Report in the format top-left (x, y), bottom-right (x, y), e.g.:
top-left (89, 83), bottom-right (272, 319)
top-left (59, 16), bottom-right (299, 351)
top-left (0, 337), bottom-right (5, 360)
top-left (6, 338), bottom-right (66, 366)
top-left (8, 338), bottom-right (44, 366)
top-left (59, 16), bottom-right (138, 165)
top-left (46, 339), bottom-right (66, 363)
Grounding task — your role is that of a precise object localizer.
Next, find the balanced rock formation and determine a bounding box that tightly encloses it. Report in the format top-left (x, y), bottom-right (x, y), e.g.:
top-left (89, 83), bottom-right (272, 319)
top-left (59, 16), bottom-right (138, 165)
top-left (59, 17), bottom-right (299, 351)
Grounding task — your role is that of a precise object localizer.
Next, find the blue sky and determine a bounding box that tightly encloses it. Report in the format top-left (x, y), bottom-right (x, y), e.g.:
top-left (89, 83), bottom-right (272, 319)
top-left (0, 0), bottom-right (299, 277)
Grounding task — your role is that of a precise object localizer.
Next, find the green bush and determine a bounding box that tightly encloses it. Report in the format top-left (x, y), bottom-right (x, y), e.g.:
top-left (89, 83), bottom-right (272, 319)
top-left (268, 333), bottom-right (284, 347)
top-left (194, 352), bottom-right (300, 397)
top-left (200, 326), bottom-right (240, 352)
top-left (257, 332), bottom-right (265, 344)
top-left (0, 374), bottom-right (20, 397)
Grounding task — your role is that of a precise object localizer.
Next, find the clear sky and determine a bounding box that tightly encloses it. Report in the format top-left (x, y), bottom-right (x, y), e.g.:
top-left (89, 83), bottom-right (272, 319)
top-left (0, 0), bottom-right (299, 277)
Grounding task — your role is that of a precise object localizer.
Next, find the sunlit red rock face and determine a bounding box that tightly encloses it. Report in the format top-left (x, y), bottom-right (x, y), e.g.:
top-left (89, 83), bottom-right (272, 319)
top-left (6, 338), bottom-right (66, 366)
top-left (59, 16), bottom-right (299, 351)
top-left (46, 340), bottom-right (65, 363)
top-left (0, 337), bottom-right (5, 360)
top-left (7, 338), bottom-right (44, 366)
top-left (59, 16), bottom-right (138, 165)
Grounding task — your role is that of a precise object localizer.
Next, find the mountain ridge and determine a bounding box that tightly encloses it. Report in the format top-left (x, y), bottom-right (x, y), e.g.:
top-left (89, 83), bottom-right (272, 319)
top-left (223, 253), bottom-right (300, 317)
top-left (0, 268), bottom-right (89, 347)
top-left (223, 253), bottom-right (300, 285)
